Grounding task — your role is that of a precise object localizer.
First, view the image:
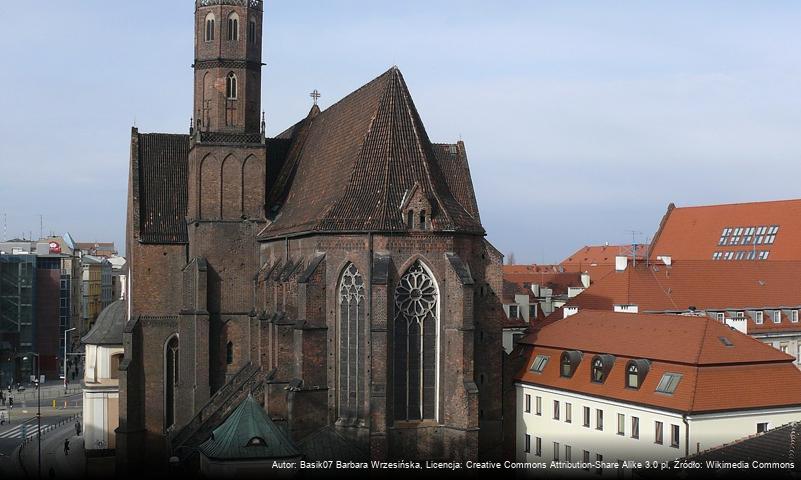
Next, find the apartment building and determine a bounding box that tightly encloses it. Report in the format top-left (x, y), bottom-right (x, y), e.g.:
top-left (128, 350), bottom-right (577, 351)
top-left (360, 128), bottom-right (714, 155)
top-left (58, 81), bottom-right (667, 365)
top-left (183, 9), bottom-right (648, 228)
top-left (516, 311), bottom-right (801, 476)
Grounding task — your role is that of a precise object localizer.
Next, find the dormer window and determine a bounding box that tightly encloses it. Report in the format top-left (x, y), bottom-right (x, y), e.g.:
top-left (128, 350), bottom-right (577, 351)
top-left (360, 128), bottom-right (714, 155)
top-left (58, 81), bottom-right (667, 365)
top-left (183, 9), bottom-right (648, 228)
top-left (560, 350), bottom-right (582, 378)
top-left (773, 310), bottom-right (781, 324)
top-left (246, 436), bottom-right (266, 447)
top-left (590, 355), bottom-right (615, 384)
top-left (205, 14), bottom-right (215, 42)
top-left (227, 13), bottom-right (239, 41)
top-left (419, 210), bottom-right (428, 230)
top-left (625, 359), bottom-right (650, 390)
top-left (226, 73), bottom-right (237, 100)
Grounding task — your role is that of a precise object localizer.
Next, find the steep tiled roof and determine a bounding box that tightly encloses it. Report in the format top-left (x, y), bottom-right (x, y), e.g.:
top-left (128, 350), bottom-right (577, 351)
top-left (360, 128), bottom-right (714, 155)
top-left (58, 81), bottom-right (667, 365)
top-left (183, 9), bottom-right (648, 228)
top-left (561, 244), bottom-right (647, 266)
top-left (561, 260), bottom-right (801, 333)
top-left (136, 133), bottom-right (190, 244)
top-left (649, 199), bottom-right (801, 261)
top-left (259, 67), bottom-right (483, 239)
top-left (518, 311), bottom-right (801, 413)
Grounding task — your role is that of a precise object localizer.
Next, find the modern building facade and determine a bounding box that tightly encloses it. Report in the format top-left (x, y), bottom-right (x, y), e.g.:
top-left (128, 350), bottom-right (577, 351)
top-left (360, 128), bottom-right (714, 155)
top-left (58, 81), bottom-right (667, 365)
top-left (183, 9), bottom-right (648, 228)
top-left (119, 0), bottom-right (508, 473)
top-left (516, 311), bottom-right (801, 476)
top-left (81, 255), bottom-right (113, 335)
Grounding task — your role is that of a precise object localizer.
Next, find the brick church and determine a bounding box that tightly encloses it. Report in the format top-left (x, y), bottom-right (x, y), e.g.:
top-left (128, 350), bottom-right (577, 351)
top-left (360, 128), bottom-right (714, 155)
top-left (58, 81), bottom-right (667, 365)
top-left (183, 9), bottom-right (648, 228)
top-left (119, 0), bottom-right (512, 472)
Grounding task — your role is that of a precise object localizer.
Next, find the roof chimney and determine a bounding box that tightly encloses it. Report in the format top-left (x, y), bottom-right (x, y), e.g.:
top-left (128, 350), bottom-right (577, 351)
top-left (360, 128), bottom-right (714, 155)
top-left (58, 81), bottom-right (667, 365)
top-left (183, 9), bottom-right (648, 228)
top-left (615, 256), bottom-right (628, 272)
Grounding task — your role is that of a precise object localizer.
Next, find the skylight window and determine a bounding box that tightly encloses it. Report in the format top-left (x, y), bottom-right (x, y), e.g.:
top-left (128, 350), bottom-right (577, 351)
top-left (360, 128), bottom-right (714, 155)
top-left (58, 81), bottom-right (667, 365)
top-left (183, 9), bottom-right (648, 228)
top-left (655, 373), bottom-right (682, 394)
top-left (719, 225), bottom-right (779, 252)
top-left (530, 354), bottom-right (549, 373)
top-left (719, 336), bottom-right (734, 347)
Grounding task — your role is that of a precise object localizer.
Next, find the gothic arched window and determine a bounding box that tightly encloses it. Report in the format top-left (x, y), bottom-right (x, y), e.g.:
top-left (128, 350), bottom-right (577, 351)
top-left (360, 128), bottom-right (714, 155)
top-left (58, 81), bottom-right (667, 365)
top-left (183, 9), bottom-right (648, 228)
top-left (227, 13), bottom-right (239, 41)
top-left (393, 261), bottom-right (439, 421)
top-left (165, 335), bottom-right (179, 430)
top-left (226, 341), bottom-right (234, 365)
top-left (338, 263), bottom-right (365, 422)
top-left (226, 73), bottom-right (237, 100)
top-left (205, 14), bottom-right (215, 42)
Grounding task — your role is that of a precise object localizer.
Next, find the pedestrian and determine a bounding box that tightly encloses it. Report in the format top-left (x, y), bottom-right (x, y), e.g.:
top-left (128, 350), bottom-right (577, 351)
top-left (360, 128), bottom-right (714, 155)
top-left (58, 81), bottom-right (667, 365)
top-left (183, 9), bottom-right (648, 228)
top-left (74, 420), bottom-right (81, 436)
top-left (64, 437), bottom-right (70, 456)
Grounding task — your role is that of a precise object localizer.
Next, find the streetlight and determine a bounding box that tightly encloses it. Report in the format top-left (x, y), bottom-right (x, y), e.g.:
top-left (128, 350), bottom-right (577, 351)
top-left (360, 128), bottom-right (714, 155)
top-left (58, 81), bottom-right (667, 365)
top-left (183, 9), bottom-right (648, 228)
top-left (22, 353), bottom-right (41, 480)
top-left (63, 327), bottom-right (77, 393)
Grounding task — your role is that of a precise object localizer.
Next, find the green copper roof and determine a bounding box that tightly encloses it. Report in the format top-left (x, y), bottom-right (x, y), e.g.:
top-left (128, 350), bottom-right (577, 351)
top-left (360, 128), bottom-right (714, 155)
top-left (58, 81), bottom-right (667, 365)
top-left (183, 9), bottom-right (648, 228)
top-left (198, 395), bottom-right (301, 460)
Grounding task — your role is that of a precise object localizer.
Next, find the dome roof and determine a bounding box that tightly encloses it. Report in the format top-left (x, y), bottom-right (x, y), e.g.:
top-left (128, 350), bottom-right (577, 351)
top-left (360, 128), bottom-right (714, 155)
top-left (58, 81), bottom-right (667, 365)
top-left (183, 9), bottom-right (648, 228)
top-left (81, 300), bottom-right (126, 346)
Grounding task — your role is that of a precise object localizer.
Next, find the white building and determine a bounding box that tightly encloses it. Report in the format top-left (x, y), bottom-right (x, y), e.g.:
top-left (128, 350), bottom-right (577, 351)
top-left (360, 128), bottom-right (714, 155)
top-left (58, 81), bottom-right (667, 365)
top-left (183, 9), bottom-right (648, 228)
top-left (82, 299), bottom-right (125, 452)
top-left (516, 310), bottom-right (801, 477)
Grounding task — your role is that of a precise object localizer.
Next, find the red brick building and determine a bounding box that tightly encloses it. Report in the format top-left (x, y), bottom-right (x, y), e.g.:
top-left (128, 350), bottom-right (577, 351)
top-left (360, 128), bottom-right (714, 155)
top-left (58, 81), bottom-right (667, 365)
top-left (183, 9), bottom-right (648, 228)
top-left (119, 0), bottom-right (509, 472)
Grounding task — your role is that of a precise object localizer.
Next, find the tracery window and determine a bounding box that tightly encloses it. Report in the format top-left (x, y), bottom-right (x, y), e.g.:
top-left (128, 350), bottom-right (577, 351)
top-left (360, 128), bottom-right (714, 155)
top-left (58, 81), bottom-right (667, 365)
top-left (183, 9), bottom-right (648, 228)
top-left (226, 73), bottom-right (237, 99)
top-left (165, 336), bottom-right (179, 429)
top-left (205, 14), bottom-right (215, 42)
top-left (338, 263), bottom-right (365, 421)
top-left (393, 261), bottom-right (438, 421)
top-left (227, 13), bottom-right (239, 41)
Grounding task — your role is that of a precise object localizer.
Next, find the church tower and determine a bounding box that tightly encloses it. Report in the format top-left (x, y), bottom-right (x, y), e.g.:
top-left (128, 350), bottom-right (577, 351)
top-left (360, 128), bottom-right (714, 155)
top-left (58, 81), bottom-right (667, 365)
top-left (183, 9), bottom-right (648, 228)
top-left (193, 0), bottom-right (263, 133)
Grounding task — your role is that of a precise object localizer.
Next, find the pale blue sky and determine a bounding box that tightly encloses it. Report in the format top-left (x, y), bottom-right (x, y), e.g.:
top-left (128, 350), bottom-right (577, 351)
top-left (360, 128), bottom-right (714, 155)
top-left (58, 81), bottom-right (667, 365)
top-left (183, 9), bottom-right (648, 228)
top-left (1, 1), bottom-right (800, 263)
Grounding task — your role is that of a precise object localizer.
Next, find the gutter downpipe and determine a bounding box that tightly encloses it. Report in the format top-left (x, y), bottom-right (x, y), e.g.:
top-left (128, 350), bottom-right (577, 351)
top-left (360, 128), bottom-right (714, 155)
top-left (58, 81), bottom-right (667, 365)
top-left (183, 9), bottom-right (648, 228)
top-left (684, 414), bottom-right (690, 457)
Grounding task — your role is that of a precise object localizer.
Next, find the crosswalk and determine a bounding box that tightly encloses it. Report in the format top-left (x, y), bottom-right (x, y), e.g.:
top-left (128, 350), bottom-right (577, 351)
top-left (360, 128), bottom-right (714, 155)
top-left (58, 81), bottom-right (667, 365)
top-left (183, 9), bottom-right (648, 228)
top-left (0, 419), bottom-right (39, 439)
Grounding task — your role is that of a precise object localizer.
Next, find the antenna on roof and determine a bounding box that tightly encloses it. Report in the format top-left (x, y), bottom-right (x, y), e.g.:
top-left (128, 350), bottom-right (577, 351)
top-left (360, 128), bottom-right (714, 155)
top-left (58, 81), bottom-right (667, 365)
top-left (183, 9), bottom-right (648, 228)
top-left (2, 213), bottom-right (6, 242)
top-left (623, 230), bottom-right (643, 268)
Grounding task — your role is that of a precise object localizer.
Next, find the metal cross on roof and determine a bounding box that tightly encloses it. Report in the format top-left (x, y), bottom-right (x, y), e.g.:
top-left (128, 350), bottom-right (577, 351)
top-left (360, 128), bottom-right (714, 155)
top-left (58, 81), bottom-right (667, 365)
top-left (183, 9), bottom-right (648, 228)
top-left (309, 89), bottom-right (321, 105)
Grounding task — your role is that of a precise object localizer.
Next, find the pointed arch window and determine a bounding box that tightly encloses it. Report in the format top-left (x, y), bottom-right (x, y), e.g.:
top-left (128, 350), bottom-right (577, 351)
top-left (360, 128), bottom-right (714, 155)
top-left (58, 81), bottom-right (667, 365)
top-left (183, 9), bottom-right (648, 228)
top-left (338, 263), bottom-right (365, 422)
top-left (394, 261), bottom-right (439, 421)
top-left (227, 13), bottom-right (239, 41)
top-left (165, 336), bottom-right (179, 430)
top-left (226, 73), bottom-right (237, 100)
top-left (205, 14), bottom-right (215, 42)
top-left (226, 341), bottom-right (234, 365)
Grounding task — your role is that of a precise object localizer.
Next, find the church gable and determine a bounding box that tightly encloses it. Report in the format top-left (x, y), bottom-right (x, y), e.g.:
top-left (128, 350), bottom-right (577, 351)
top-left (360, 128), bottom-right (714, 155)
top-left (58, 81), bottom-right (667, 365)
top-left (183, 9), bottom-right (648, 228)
top-left (259, 67), bottom-right (484, 239)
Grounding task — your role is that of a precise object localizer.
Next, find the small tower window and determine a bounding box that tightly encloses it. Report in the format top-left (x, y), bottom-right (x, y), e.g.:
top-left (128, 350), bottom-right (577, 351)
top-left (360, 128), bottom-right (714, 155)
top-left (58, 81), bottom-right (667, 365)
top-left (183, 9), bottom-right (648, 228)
top-left (205, 14), bottom-right (215, 42)
top-left (226, 73), bottom-right (237, 100)
top-left (248, 19), bottom-right (257, 45)
top-left (227, 13), bottom-right (239, 41)
top-left (226, 341), bottom-right (234, 365)
top-left (419, 210), bottom-right (427, 230)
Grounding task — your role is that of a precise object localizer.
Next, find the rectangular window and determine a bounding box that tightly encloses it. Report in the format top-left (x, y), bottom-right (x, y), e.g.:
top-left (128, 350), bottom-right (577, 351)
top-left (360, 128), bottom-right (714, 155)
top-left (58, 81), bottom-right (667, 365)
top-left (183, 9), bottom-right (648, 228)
top-left (509, 304), bottom-right (519, 319)
top-left (565, 445), bottom-right (572, 462)
top-left (716, 312), bottom-right (725, 322)
top-left (632, 416), bottom-right (640, 439)
top-left (596, 454), bottom-right (604, 474)
top-left (565, 403), bottom-right (572, 423)
top-left (671, 424), bottom-right (680, 448)
top-left (596, 409), bottom-right (604, 431)
top-left (773, 311), bottom-right (781, 324)
top-left (536, 396), bottom-right (542, 416)
top-left (525, 394), bottom-right (531, 413)
top-left (583, 406), bottom-right (590, 427)
top-left (530, 354), bottom-right (548, 372)
top-left (757, 422), bottom-right (769, 433)
top-left (792, 311), bottom-right (799, 323)
top-left (655, 421), bottom-right (664, 444)
top-left (553, 400), bottom-right (560, 420)
top-left (617, 413), bottom-right (625, 436)
top-left (535, 437), bottom-right (542, 456)
top-left (524, 434), bottom-right (531, 453)
top-left (656, 373), bottom-right (682, 394)
top-left (553, 442), bottom-right (560, 461)
top-left (755, 311), bottom-right (764, 324)
top-left (583, 451), bottom-right (590, 470)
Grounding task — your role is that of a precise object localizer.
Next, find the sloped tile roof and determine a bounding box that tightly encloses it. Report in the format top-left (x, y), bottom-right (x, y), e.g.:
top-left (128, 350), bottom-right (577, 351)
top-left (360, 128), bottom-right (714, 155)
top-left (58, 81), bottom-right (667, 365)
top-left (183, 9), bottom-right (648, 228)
top-left (518, 310), bottom-right (801, 413)
top-left (685, 421), bottom-right (801, 466)
top-left (259, 67), bottom-right (483, 239)
top-left (561, 244), bottom-right (647, 266)
top-left (560, 260), bottom-right (801, 333)
top-left (136, 133), bottom-right (190, 244)
top-left (81, 300), bottom-right (126, 345)
top-left (650, 199), bottom-right (801, 261)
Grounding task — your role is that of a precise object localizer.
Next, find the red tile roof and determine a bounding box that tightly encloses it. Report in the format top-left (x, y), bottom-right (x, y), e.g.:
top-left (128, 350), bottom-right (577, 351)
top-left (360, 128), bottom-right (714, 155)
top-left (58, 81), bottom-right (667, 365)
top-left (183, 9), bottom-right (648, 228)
top-left (560, 260), bottom-right (801, 333)
top-left (650, 199), bottom-right (801, 261)
top-left (517, 310), bottom-right (801, 413)
top-left (502, 264), bottom-right (585, 299)
top-left (561, 244), bottom-right (647, 266)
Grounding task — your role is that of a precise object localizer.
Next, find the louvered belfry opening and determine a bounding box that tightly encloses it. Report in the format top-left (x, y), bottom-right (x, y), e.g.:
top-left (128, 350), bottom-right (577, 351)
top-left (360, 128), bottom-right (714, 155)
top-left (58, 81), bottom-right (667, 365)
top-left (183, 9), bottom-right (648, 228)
top-left (393, 261), bottom-right (438, 421)
top-left (338, 263), bottom-right (366, 423)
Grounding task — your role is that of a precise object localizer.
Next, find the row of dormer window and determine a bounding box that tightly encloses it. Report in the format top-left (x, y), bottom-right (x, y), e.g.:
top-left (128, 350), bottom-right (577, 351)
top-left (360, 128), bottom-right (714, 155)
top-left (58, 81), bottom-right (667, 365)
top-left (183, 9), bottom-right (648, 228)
top-left (530, 351), bottom-right (682, 394)
top-left (715, 309), bottom-right (799, 324)
top-left (204, 13), bottom-right (257, 44)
